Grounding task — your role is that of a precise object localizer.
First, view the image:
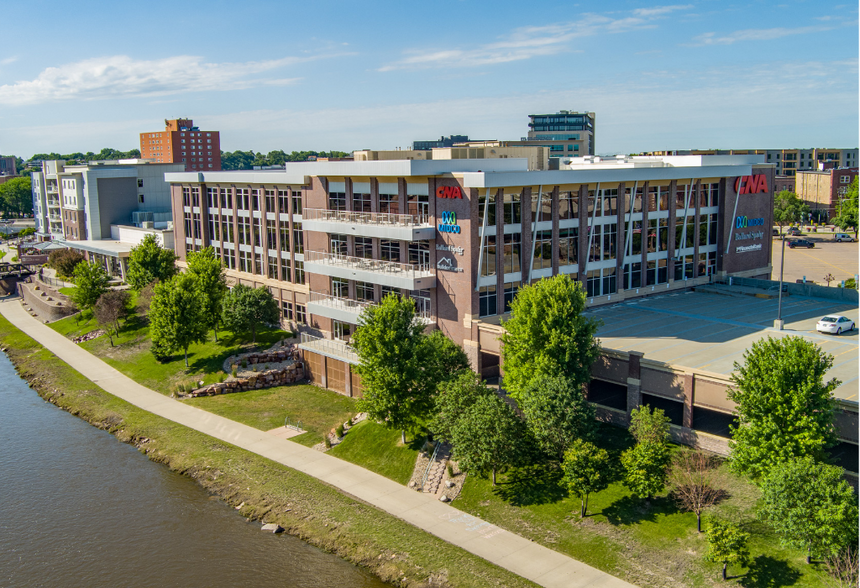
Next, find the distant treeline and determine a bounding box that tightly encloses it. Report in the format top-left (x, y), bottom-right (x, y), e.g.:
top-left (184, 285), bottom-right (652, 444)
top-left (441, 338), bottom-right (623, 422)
top-left (221, 150), bottom-right (351, 170)
top-left (26, 148), bottom-right (143, 165)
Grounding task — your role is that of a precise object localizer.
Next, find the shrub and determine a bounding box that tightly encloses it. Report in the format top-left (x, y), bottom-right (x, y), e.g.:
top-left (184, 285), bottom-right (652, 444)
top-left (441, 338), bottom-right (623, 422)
top-left (48, 248), bottom-right (85, 279)
top-left (218, 372), bottom-right (226, 383)
top-left (231, 367), bottom-right (237, 378)
top-left (447, 463), bottom-right (455, 478)
top-left (324, 436), bottom-right (332, 449)
top-left (336, 424), bottom-right (345, 438)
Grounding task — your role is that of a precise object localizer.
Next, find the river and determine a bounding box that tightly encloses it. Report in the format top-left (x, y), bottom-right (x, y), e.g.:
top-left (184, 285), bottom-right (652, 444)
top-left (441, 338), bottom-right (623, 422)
top-left (0, 352), bottom-right (387, 588)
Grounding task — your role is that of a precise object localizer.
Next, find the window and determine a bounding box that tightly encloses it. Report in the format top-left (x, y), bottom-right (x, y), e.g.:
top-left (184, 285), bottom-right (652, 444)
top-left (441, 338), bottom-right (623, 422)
top-left (333, 320), bottom-right (352, 342)
top-left (251, 189), bottom-right (261, 211)
top-left (292, 193), bottom-right (302, 215)
top-left (356, 281), bottom-right (374, 302)
top-left (266, 220), bottom-right (277, 250)
top-left (253, 219), bottom-right (262, 247)
top-left (503, 193), bottom-right (521, 224)
top-left (332, 278), bottom-right (348, 298)
top-left (533, 230), bottom-right (553, 271)
top-left (381, 240), bottom-right (400, 262)
top-left (268, 256), bottom-right (278, 279)
top-left (558, 227), bottom-right (578, 266)
top-left (239, 250), bottom-right (252, 273)
top-left (255, 253), bottom-right (263, 275)
top-left (407, 193), bottom-right (429, 222)
top-left (221, 217), bottom-right (234, 243)
top-left (138, 194), bottom-right (145, 203)
top-left (408, 241), bottom-right (429, 267)
top-left (479, 285), bottom-right (497, 317)
top-left (354, 191), bottom-right (372, 213)
top-left (355, 237), bottom-right (373, 259)
top-left (623, 262), bottom-right (642, 290)
top-left (503, 233), bottom-right (521, 274)
top-left (137, 179), bottom-right (143, 188)
top-left (265, 189), bottom-right (276, 212)
top-left (182, 187), bottom-right (191, 206)
top-left (630, 221), bottom-right (643, 256)
top-left (295, 260), bottom-right (305, 284)
top-left (281, 301), bottom-right (293, 320)
top-left (280, 258), bottom-right (291, 282)
top-left (478, 191), bottom-right (496, 225)
top-left (209, 216), bottom-right (220, 242)
top-left (380, 192), bottom-right (398, 215)
top-left (330, 234), bottom-right (348, 256)
top-left (221, 189), bottom-right (232, 209)
top-left (481, 235), bottom-right (497, 276)
top-left (295, 304), bottom-right (307, 325)
top-left (503, 281), bottom-right (520, 312)
top-left (238, 217), bottom-right (250, 245)
top-left (278, 190), bottom-right (289, 213)
top-left (237, 189), bottom-right (250, 210)
top-left (329, 191), bottom-right (346, 211)
top-left (293, 222), bottom-right (303, 254)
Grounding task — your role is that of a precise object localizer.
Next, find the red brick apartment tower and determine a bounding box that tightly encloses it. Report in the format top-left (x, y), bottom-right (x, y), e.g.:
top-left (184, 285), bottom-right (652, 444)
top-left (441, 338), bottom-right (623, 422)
top-left (139, 118), bottom-right (222, 171)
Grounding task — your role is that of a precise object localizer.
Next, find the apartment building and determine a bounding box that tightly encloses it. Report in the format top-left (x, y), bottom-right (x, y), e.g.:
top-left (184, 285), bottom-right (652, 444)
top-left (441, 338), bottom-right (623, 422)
top-left (641, 148), bottom-right (858, 177)
top-left (796, 167), bottom-right (859, 219)
top-left (412, 135), bottom-right (470, 150)
top-left (140, 118), bottom-right (222, 171)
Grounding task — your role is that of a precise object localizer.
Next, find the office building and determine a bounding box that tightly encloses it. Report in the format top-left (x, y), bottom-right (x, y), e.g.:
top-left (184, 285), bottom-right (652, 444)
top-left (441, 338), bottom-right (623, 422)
top-left (140, 118), bottom-right (222, 171)
top-left (641, 148), bottom-right (858, 177)
top-left (0, 155), bottom-right (17, 177)
top-left (355, 144), bottom-right (551, 170)
top-left (506, 110), bottom-right (595, 158)
top-left (412, 135), bottom-right (470, 151)
top-left (795, 167), bottom-right (859, 219)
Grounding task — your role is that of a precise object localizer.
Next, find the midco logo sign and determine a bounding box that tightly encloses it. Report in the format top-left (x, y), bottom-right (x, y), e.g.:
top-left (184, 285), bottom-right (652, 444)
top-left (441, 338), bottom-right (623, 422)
top-left (735, 216), bottom-right (765, 229)
top-left (436, 186), bottom-right (463, 199)
top-left (438, 211), bottom-right (461, 233)
top-left (734, 174), bottom-right (768, 195)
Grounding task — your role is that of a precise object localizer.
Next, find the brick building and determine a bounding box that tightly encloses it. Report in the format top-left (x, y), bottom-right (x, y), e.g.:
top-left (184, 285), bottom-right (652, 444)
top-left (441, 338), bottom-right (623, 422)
top-left (795, 168), bottom-right (858, 219)
top-left (140, 118), bottom-right (221, 171)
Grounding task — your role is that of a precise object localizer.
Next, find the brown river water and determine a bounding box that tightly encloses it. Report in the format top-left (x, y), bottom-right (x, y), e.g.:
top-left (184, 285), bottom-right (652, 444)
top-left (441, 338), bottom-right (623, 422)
top-left (0, 352), bottom-right (387, 588)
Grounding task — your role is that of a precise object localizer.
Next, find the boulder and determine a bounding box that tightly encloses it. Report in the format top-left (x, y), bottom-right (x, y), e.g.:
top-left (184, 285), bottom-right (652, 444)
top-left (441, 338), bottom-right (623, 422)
top-left (261, 523), bottom-right (283, 534)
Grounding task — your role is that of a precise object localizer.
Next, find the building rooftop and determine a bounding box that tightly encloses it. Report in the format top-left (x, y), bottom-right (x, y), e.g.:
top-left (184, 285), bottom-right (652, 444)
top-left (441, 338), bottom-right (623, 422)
top-left (587, 286), bottom-right (858, 405)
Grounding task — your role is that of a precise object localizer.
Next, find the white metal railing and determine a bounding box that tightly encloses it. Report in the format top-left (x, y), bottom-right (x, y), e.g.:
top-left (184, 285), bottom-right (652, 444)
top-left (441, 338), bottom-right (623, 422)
top-left (308, 290), bottom-right (434, 322)
top-left (304, 250), bottom-right (433, 278)
top-left (299, 332), bottom-right (360, 363)
top-left (303, 208), bottom-right (430, 227)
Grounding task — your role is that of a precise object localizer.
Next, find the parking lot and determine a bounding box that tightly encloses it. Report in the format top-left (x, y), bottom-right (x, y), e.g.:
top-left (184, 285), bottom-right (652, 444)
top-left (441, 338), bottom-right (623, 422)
top-left (772, 231), bottom-right (859, 286)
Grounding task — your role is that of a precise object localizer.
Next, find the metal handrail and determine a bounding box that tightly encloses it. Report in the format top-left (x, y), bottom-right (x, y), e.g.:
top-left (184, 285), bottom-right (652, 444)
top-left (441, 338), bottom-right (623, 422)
top-left (308, 291), bottom-right (375, 312)
top-left (284, 416), bottom-right (304, 432)
top-left (299, 332), bottom-right (360, 363)
top-left (420, 441), bottom-right (442, 492)
top-left (304, 250), bottom-right (433, 277)
top-left (303, 208), bottom-right (430, 227)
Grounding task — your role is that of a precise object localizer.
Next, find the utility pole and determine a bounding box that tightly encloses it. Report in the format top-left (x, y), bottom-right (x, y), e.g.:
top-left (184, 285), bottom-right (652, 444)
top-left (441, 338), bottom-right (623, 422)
top-left (775, 235), bottom-right (786, 330)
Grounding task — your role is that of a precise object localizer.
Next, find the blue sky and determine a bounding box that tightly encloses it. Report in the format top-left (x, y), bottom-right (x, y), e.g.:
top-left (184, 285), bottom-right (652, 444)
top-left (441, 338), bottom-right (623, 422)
top-left (0, 0), bottom-right (857, 158)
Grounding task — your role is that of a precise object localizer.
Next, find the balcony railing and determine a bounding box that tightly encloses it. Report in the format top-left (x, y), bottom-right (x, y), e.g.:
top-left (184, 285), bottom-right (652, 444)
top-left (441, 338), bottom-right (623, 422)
top-left (299, 332), bottom-right (359, 364)
top-left (307, 291), bottom-right (434, 324)
top-left (305, 250), bottom-right (433, 278)
top-left (304, 208), bottom-right (430, 227)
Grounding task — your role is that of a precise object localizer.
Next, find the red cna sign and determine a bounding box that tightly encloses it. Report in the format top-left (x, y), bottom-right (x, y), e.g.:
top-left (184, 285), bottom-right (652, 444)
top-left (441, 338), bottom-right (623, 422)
top-left (735, 175), bottom-right (768, 195)
top-left (436, 186), bottom-right (462, 199)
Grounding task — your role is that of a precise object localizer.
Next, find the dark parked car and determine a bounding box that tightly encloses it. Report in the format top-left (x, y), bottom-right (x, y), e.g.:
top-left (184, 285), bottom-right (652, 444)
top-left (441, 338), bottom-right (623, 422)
top-left (787, 239), bottom-right (814, 249)
top-left (787, 227), bottom-right (802, 236)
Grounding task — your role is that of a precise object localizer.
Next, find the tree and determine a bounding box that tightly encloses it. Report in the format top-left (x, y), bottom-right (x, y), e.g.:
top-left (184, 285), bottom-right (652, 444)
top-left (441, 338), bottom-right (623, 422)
top-left (126, 234), bottom-right (177, 290)
top-left (833, 178), bottom-right (858, 238)
top-left (823, 547), bottom-right (858, 588)
top-left (150, 273), bottom-right (207, 366)
top-left (220, 284), bottom-right (279, 343)
top-left (500, 274), bottom-right (601, 401)
top-left (93, 290), bottom-right (130, 346)
top-left (629, 405), bottom-right (671, 445)
top-left (18, 227), bottom-right (35, 238)
top-left (353, 295), bottom-right (428, 443)
top-left (758, 457), bottom-right (858, 563)
top-left (728, 336), bottom-right (839, 479)
top-left (704, 518), bottom-right (750, 581)
top-left (418, 329), bottom-right (471, 392)
top-left (136, 281), bottom-right (157, 317)
top-left (773, 190), bottom-right (810, 236)
top-left (621, 441), bottom-right (671, 500)
top-left (520, 375), bottom-right (596, 461)
top-left (561, 439), bottom-right (611, 518)
top-left (0, 176), bottom-right (33, 216)
top-left (186, 247), bottom-right (227, 341)
top-left (431, 371), bottom-right (494, 442)
top-left (48, 248), bottom-right (85, 279)
top-left (450, 393), bottom-right (525, 485)
top-left (70, 261), bottom-right (109, 312)
top-left (669, 450), bottom-right (723, 532)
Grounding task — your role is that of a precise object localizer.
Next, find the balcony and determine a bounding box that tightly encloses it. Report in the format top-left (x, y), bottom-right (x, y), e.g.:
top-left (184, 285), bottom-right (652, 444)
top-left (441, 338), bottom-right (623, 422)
top-left (307, 291), bottom-right (434, 325)
top-left (298, 332), bottom-right (359, 365)
top-left (304, 250), bottom-right (436, 290)
top-left (302, 208), bottom-right (435, 241)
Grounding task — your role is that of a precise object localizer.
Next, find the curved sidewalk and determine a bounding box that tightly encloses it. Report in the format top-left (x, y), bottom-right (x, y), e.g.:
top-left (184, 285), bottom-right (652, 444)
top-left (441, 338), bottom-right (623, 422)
top-left (0, 298), bottom-right (634, 588)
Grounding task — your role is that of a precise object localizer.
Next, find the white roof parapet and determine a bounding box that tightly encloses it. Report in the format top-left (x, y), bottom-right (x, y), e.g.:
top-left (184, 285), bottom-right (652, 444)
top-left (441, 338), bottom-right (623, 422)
top-left (283, 158), bottom-right (528, 177)
top-left (163, 171), bottom-right (310, 185)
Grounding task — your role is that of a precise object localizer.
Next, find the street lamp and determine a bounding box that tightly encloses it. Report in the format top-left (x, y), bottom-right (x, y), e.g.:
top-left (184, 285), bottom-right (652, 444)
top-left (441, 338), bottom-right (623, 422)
top-left (775, 232), bottom-right (786, 330)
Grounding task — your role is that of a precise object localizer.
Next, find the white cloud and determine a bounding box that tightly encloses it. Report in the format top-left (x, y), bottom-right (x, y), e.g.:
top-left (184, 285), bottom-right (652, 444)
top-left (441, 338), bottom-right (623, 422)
top-left (379, 6), bottom-right (691, 71)
top-left (0, 54), bottom-right (346, 106)
top-left (1, 57), bottom-right (17, 66)
top-left (690, 25), bottom-right (830, 46)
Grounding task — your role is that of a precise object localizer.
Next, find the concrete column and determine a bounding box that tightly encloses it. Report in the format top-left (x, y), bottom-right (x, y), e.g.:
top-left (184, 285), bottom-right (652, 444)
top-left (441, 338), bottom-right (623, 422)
top-left (615, 182), bottom-right (626, 290)
top-left (320, 355), bottom-right (328, 389)
top-left (693, 180), bottom-right (702, 276)
top-left (521, 186), bottom-right (532, 282)
top-left (667, 180), bottom-right (678, 282)
top-left (550, 186), bottom-right (560, 275)
top-left (641, 182), bottom-right (649, 286)
top-left (683, 372), bottom-right (695, 429)
top-left (627, 351), bottom-right (643, 417)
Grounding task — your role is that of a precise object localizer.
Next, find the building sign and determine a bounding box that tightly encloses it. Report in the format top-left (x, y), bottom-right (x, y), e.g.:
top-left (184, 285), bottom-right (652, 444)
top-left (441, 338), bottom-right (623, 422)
top-left (735, 175), bottom-right (768, 195)
top-left (437, 256), bottom-right (464, 272)
top-left (735, 243), bottom-right (762, 253)
top-left (438, 211), bottom-right (461, 233)
top-left (436, 244), bottom-right (464, 255)
top-left (735, 216), bottom-right (764, 229)
top-left (436, 186), bottom-right (463, 199)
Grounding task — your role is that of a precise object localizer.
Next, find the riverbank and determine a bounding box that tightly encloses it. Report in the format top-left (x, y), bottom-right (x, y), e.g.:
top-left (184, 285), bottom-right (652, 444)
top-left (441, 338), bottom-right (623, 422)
top-left (0, 312), bottom-right (537, 588)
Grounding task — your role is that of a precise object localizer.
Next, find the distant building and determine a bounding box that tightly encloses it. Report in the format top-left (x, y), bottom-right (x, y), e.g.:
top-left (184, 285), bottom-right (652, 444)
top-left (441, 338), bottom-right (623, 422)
top-left (0, 155), bottom-right (17, 177)
top-left (140, 118), bottom-right (222, 171)
top-left (412, 135), bottom-right (470, 151)
top-left (31, 159), bottom-right (183, 277)
top-left (355, 143), bottom-right (550, 170)
top-left (774, 175), bottom-right (795, 194)
top-left (795, 167), bottom-right (858, 220)
top-left (639, 148), bottom-right (858, 177)
top-left (505, 110), bottom-right (595, 158)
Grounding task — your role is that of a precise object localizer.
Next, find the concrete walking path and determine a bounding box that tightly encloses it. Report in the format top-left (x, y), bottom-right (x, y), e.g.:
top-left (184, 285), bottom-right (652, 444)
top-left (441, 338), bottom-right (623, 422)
top-left (0, 297), bottom-right (634, 588)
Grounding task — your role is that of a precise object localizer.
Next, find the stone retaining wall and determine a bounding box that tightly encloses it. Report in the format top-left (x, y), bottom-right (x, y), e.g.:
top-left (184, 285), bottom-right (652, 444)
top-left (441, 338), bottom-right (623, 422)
top-left (19, 282), bottom-right (76, 322)
top-left (187, 362), bottom-right (304, 397)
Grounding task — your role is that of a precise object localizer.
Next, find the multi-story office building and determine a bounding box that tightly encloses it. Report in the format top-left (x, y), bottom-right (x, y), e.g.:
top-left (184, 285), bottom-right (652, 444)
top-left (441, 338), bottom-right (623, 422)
top-left (355, 144), bottom-right (551, 170)
top-left (641, 148), bottom-right (858, 177)
top-left (796, 168), bottom-right (859, 219)
top-left (140, 118), bottom-right (222, 171)
top-left (508, 110), bottom-right (595, 158)
top-left (412, 135), bottom-right (470, 151)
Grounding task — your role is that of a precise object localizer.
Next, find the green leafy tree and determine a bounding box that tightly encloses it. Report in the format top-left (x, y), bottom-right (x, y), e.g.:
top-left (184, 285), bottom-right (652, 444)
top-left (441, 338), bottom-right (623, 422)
top-left (450, 393), bottom-right (525, 485)
top-left (500, 274), bottom-right (601, 401)
top-left (70, 261), bottom-right (109, 312)
top-left (150, 273), bottom-right (207, 366)
top-left (833, 178), bottom-right (858, 237)
top-left (561, 439), bottom-right (611, 518)
top-left (0, 176), bottom-right (33, 216)
top-left (47, 248), bottom-right (85, 279)
top-left (220, 284), bottom-right (279, 343)
top-left (704, 518), bottom-right (750, 581)
top-left (773, 190), bottom-right (810, 235)
top-left (629, 405), bottom-right (671, 445)
top-left (621, 441), bottom-right (671, 500)
top-left (520, 375), bottom-right (596, 461)
top-left (18, 227), bottom-right (35, 238)
top-left (126, 234), bottom-right (177, 290)
top-left (186, 247), bottom-right (227, 341)
top-left (728, 336), bottom-right (839, 480)
top-left (431, 371), bottom-right (493, 442)
top-left (759, 457), bottom-right (858, 563)
top-left (419, 329), bottom-right (471, 390)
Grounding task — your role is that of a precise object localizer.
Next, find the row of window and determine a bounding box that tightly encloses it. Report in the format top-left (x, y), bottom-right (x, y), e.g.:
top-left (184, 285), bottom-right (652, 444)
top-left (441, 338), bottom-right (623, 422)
top-left (329, 233), bottom-right (429, 265)
top-left (185, 240), bottom-right (307, 285)
top-left (328, 191), bottom-right (429, 218)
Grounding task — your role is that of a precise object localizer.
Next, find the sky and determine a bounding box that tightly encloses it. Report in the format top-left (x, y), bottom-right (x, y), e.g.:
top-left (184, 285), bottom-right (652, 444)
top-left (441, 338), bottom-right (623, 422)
top-left (0, 0), bottom-right (857, 159)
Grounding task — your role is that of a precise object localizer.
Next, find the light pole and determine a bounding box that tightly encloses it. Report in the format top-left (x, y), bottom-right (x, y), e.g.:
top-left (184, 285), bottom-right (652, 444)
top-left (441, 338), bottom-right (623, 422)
top-left (775, 234), bottom-right (786, 330)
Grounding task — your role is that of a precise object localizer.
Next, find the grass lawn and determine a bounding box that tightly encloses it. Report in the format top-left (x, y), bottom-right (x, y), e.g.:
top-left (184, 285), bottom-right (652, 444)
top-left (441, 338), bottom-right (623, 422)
top-left (186, 383), bottom-right (357, 446)
top-left (58, 286), bottom-right (76, 297)
top-left (329, 420), bottom-right (423, 485)
top-left (454, 423), bottom-right (832, 588)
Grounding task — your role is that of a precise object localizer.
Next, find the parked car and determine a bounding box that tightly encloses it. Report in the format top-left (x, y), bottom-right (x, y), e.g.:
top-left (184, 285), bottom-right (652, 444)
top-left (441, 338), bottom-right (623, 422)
top-left (816, 315), bottom-right (855, 335)
top-left (787, 239), bottom-right (814, 249)
top-left (787, 227), bottom-right (802, 236)
top-left (772, 228), bottom-right (780, 236)
top-left (834, 233), bottom-right (855, 242)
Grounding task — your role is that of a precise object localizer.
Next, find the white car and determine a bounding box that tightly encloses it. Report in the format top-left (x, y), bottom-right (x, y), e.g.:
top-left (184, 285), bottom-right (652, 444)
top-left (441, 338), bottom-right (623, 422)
top-left (816, 315), bottom-right (855, 335)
